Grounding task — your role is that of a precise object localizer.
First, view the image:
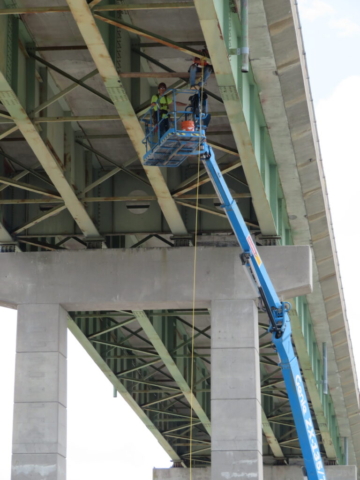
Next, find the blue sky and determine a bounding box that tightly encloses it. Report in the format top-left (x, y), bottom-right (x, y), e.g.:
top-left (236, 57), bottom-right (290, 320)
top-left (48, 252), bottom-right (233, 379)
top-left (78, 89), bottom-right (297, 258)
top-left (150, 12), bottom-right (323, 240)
top-left (1, 1), bottom-right (360, 479)
top-left (298, 0), bottom-right (360, 375)
top-left (298, 0), bottom-right (360, 98)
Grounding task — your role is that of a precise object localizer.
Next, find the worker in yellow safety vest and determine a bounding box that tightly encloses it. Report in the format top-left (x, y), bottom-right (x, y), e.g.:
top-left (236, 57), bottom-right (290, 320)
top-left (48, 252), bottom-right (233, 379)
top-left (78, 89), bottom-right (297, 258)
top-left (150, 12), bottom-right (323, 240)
top-left (151, 83), bottom-right (186, 139)
top-left (188, 48), bottom-right (213, 90)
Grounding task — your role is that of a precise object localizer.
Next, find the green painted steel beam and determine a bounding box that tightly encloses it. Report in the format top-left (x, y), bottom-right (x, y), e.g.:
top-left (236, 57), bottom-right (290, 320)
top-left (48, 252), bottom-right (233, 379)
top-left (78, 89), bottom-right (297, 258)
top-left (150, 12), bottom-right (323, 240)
top-left (116, 358), bottom-right (162, 377)
top-left (9, 17), bottom-right (18, 94)
top-left (28, 53), bottom-right (112, 105)
top-left (290, 299), bottom-right (340, 460)
top-left (25, 43), bottom-right (36, 113)
top-left (17, 238), bottom-right (64, 251)
top-left (107, 354), bottom-right (210, 360)
top-left (117, 377), bottom-right (180, 392)
top-left (12, 205), bottom-right (67, 235)
top-left (174, 316), bottom-right (211, 339)
top-left (132, 47), bottom-right (223, 105)
top-left (79, 167), bottom-right (121, 198)
top-left (76, 140), bottom-right (150, 187)
top-left (170, 327), bottom-right (211, 354)
top-left (262, 408), bottom-right (284, 458)
top-left (133, 310), bottom-right (211, 435)
top-left (73, 311), bottom-right (209, 319)
top-left (0, 192), bottom-right (251, 205)
top-left (32, 69), bottom-right (98, 115)
top-left (176, 199), bottom-right (258, 228)
top-left (0, 176), bottom-right (60, 198)
top-left (0, 170), bottom-right (31, 192)
top-left (0, 113), bottom-right (228, 124)
top-left (174, 167), bottom-right (245, 191)
top-left (94, 13), bottom-right (208, 61)
top-left (87, 317), bottom-right (137, 340)
top-left (0, 115), bottom-right (117, 124)
top-left (67, 316), bottom-right (182, 464)
top-left (193, 0), bottom-right (277, 235)
top-left (0, 72), bottom-right (104, 240)
top-left (0, 125), bottom-right (18, 138)
top-left (0, 3), bottom-right (195, 15)
top-left (141, 393), bottom-right (184, 408)
top-left (3, 157), bottom-right (133, 239)
top-left (87, 0), bottom-right (102, 8)
top-left (75, 130), bottom-right (232, 139)
top-left (143, 408), bottom-right (195, 420)
top-left (92, 340), bottom-right (157, 357)
top-left (66, 0), bottom-right (188, 236)
top-left (0, 150), bottom-right (54, 187)
top-left (163, 423), bottom-right (202, 435)
top-left (166, 434), bottom-right (210, 445)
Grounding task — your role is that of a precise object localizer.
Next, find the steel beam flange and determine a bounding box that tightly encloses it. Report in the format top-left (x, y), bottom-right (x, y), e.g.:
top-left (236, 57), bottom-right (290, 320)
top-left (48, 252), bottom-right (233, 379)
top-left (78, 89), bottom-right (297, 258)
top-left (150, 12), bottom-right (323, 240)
top-left (0, 241), bottom-right (19, 252)
top-left (85, 237), bottom-right (106, 249)
top-left (193, 0), bottom-right (277, 235)
top-left (170, 234), bottom-right (194, 247)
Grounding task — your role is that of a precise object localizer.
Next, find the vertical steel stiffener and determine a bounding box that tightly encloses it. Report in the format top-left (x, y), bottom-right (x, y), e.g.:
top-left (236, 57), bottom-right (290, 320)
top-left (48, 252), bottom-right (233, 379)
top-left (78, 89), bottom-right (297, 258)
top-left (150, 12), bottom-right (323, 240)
top-left (142, 91), bottom-right (326, 480)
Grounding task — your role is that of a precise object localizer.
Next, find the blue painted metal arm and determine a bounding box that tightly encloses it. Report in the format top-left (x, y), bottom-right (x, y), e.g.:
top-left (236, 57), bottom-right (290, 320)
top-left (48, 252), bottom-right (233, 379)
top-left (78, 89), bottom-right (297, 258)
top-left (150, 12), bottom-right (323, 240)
top-left (141, 92), bottom-right (327, 479)
top-left (201, 145), bottom-right (326, 480)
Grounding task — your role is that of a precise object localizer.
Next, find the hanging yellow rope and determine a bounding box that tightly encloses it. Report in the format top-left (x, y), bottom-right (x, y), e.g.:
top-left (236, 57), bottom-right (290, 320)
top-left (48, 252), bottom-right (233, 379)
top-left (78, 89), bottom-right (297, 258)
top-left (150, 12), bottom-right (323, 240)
top-left (189, 68), bottom-right (206, 478)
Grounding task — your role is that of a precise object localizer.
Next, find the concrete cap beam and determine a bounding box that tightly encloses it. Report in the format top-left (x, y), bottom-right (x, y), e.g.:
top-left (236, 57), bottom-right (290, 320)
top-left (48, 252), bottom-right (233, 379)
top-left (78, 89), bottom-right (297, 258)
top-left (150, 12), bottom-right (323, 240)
top-left (0, 246), bottom-right (312, 310)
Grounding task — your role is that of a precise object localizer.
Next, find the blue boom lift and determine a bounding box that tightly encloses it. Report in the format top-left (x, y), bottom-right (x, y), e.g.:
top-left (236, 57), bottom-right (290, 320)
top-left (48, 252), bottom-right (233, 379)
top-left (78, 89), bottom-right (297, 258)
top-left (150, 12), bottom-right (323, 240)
top-left (141, 89), bottom-right (326, 480)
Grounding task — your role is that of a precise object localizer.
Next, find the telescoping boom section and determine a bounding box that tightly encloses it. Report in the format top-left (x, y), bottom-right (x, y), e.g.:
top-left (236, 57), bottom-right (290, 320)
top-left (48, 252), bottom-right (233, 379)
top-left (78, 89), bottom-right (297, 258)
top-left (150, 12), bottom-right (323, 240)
top-left (141, 89), bottom-right (327, 480)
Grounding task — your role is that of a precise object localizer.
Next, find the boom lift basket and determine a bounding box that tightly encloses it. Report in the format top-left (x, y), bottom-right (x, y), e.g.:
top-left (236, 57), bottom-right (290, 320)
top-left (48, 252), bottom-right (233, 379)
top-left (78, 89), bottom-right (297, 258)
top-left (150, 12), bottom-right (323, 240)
top-left (141, 89), bottom-right (209, 167)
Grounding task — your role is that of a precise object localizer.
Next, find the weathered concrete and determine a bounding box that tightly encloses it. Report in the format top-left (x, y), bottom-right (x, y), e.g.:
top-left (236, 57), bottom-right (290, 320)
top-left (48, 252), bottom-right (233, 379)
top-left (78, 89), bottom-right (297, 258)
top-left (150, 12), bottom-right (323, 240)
top-left (11, 304), bottom-right (67, 480)
top-left (0, 246), bottom-right (312, 310)
top-left (154, 468), bottom-right (211, 480)
top-left (153, 465), bottom-right (357, 480)
top-left (251, 0), bottom-right (360, 467)
top-left (266, 465), bottom-right (357, 480)
top-left (5, 246), bottom-right (312, 479)
top-left (211, 299), bottom-right (262, 480)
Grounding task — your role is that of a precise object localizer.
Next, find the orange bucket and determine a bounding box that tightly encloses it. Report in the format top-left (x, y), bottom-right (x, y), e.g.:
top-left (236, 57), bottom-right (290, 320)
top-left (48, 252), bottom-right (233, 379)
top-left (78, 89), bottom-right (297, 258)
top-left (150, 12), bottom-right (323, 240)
top-left (181, 120), bottom-right (195, 132)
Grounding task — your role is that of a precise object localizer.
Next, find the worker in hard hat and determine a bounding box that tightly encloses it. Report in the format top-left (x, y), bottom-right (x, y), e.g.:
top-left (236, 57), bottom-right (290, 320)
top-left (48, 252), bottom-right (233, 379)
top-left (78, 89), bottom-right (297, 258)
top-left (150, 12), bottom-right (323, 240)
top-left (151, 83), bottom-right (185, 139)
top-left (151, 83), bottom-right (172, 138)
top-left (188, 91), bottom-right (211, 129)
top-left (188, 48), bottom-right (213, 90)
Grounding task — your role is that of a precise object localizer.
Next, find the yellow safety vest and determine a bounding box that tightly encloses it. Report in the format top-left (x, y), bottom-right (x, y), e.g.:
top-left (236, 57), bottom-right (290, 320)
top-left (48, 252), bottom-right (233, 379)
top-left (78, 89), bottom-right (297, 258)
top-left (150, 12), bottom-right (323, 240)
top-left (151, 95), bottom-right (171, 118)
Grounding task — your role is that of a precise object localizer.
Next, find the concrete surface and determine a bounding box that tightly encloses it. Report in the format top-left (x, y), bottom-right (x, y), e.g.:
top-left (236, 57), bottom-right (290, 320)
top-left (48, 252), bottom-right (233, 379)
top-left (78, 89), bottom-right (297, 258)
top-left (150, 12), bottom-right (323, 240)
top-left (153, 465), bottom-right (357, 480)
top-left (0, 246), bottom-right (312, 310)
top-left (11, 304), bottom-right (67, 480)
top-left (252, 0), bottom-right (360, 465)
top-left (211, 300), bottom-right (262, 480)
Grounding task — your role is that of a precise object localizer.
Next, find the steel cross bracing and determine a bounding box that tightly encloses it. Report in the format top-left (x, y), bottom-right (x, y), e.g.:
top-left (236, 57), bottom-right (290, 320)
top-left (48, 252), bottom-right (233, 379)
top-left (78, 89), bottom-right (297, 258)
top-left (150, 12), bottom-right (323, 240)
top-left (66, 0), bottom-right (187, 236)
top-left (0, 71), bottom-right (104, 243)
top-left (0, 0), bottom-right (250, 246)
top-left (0, 0), bottom-right (346, 466)
top-left (0, 0), bottom-right (275, 246)
top-left (68, 308), bottom-right (327, 467)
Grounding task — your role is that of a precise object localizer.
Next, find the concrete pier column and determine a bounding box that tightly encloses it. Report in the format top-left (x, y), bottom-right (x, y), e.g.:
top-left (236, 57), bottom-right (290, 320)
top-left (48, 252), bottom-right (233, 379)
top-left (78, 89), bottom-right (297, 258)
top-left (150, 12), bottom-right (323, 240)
top-left (211, 299), bottom-right (262, 480)
top-left (11, 304), bottom-right (67, 480)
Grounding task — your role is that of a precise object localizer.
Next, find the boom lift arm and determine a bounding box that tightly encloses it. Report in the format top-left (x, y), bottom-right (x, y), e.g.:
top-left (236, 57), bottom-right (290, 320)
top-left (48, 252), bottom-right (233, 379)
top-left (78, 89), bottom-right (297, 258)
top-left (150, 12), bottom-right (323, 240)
top-left (141, 89), bottom-right (327, 480)
top-left (202, 145), bottom-right (326, 480)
